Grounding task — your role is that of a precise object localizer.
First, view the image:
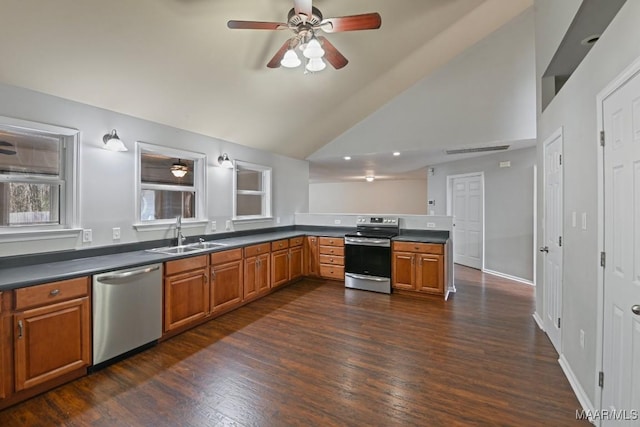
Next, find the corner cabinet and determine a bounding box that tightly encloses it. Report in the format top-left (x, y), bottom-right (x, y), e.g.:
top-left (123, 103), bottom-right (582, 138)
top-left (392, 242), bottom-right (445, 296)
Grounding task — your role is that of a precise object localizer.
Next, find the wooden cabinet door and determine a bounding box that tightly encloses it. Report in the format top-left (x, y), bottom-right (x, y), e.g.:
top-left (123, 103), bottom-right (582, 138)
top-left (211, 260), bottom-right (243, 313)
top-left (164, 268), bottom-right (209, 332)
top-left (14, 297), bottom-right (91, 391)
top-left (244, 256), bottom-right (259, 301)
top-left (415, 254), bottom-right (444, 294)
top-left (257, 253), bottom-right (271, 294)
top-left (289, 246), bottom-right (304, 281)
top-left (392, 252), bottom-right (416, 290)
top-left (271, 249), bottom-right (289, 288)
top-left (305, 236), bottom-right (320, 277)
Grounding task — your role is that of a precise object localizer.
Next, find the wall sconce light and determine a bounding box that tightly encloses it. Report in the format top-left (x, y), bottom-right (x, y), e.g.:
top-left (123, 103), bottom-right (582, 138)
top-left (218, 153), bottom-right (234, 169)
top-left (365, 175), bottom-right (375, 182)
top-left (171, 159), bottom-right (188, 178)
top-left (102, 129), bottom-right (128, 152)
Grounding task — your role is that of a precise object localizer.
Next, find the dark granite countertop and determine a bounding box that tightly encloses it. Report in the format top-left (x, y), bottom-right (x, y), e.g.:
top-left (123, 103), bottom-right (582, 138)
top-left (393, 230), bottom-right (450, 244)
top-left (0, 227), bottom-right (353, 291)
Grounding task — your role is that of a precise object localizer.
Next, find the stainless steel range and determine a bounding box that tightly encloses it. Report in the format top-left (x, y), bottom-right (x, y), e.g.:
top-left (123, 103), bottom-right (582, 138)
top-left (344, 216), bottom-right (399, 294)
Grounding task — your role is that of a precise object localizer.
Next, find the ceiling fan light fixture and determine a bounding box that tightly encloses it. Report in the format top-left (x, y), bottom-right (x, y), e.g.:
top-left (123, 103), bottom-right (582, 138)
top-left (171, 159), bottom-right (189, 178)
top-left (306, 57), bottom-right (326, 72)
top-left (281, 49), bottom-right (301, 68)
top-left (303, 38), bottom-right (324, 59)
top-left (102, 129), bottom-right (127, 152)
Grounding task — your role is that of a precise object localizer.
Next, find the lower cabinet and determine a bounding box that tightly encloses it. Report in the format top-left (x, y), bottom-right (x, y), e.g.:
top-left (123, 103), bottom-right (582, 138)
top-left (164, 255), bottom-right (210, 333)
top-left (305, 236), bottom-right (320, 277)
top-left (271, 238), bottom-right (304, 288)
top-left (392, 242), bottom-right (445, 295)
top-left (210, 249), bottom-right (244, 313)
top-left (289, 238), bottom-right (304, 281)
top-left (244, 243), bottom-right (271, 300)
top-left (271, 245), bottom-right (290, 288)
top-left (318, 237), bottom-right (345, 280)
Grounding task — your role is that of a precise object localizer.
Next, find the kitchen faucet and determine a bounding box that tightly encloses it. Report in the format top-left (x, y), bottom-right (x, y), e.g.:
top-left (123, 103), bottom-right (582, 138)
top-left (176, 215), bottom-right (185, 246)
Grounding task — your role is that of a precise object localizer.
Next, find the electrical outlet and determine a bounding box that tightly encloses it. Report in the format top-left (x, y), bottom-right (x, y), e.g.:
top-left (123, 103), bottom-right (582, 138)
top-left (580, 329), bottom-right (585, 349)
top-left (427, 222), bottom-right (436, 228)
top-left (572, 211), bottom-right (577, 228)
top-left (112, 227), bottom-right (121, 240)
top-left (211, 221), bottom-right (216, 231)
top-left (225, 220), bottom-right (232, 231)
top-left (82, 229), bottom-right (92, 243)
top-left (276, 217), bottom-right (281, 224)
top-left (334, 219), bottom-right (341, 225)
top-left (582, 213), bottom-right (587, 230)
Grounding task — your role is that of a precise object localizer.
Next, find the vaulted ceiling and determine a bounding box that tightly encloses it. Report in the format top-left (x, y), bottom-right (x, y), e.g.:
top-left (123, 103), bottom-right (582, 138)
top-left (0, 0), bottom-right (532, 172)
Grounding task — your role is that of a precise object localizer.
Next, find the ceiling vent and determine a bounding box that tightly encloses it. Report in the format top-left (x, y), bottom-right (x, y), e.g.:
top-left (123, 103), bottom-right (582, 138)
top-left (445, 145), bottom-right (510, 155)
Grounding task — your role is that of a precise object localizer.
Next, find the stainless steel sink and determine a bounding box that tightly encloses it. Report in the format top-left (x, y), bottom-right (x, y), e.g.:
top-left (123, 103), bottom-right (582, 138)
top-left (147, 241), bottom-right (227, 255)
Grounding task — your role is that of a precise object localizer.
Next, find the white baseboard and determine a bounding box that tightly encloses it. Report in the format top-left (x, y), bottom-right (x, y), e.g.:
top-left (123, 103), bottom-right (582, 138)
top-left (558, 354), bottom-right (597, 425)
top-left (533, 312), bottom-right (544, 331)
top-left (482, 268), bottom-right (534, 286)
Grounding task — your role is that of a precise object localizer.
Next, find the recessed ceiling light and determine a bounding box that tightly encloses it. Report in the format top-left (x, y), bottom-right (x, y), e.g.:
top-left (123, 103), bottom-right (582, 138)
top-left (344, 156), bottom-right (351, 160)
top-left (393, 152), bottom-right (400, 156)
top-left (365, 175), bottom-right (375, 182)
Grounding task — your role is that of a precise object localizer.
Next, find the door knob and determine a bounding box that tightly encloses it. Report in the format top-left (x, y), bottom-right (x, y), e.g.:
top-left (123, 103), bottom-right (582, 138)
top-left (632, 305), bottom-right (640, 315)
top-left (539, 246), bottom-right (549, 253)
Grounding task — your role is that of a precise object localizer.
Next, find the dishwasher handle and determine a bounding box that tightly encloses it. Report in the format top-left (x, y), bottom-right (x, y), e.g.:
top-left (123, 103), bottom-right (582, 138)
top-left (97, 265), bottom-right (160, 283)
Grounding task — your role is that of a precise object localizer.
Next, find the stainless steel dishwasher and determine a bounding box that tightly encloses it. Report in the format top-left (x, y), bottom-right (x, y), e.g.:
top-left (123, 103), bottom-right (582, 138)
top-left (92, 263), bottom-right (162, 368)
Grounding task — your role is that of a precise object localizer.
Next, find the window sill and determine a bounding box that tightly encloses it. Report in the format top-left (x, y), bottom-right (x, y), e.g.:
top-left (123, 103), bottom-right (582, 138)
top-left (133, 219), bottom-right (209, 232)
top-left (232, 216), bottom-right (273, 224)
top-left (0, 228), bottom-right (82, 243)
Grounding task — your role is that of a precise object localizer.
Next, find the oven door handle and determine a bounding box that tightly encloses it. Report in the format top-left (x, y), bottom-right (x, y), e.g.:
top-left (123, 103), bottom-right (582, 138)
top-left (345, 273), bottom-right (389, 282)
top-left (345, 238), bottom-right (388, 245)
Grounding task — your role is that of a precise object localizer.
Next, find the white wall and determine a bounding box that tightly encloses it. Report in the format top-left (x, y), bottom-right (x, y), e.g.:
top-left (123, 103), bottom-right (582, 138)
top-left (309, 8), bottom-right (535, 161)
top-left (0, 83), bottom-right (309, 257)
top-left (295, 213), bottom-right (453, 232)
top-left (427, 147), bottom-right (535, 282)
top-left (534, 0), bottom-right (640, 407)
top-left (309, 180), bottom-right (428, 215)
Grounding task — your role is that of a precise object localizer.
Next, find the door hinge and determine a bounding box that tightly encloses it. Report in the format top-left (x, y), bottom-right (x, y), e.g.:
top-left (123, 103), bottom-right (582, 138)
top-left (558, 236), bottom-right (562, 247)
top-left (600, 130), bottom-right (605, 147)
top-left (557, 318), bottom-right (561, 328)
top-left (559, 154), bottom-right (562, 165)
top-left (599, 371), bottom-right (604, 388)
top-left (600, 251), bottom-right (606, 268)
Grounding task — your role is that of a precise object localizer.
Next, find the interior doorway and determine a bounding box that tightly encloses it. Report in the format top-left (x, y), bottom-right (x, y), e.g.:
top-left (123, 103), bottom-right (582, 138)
top-left (447, 173), bottom-right (484, 269)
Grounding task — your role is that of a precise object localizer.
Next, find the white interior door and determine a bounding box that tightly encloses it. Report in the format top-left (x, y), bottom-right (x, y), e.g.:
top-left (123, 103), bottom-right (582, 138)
top-left (542, 130), bottom-right (563, 354)
top-left (450, 174), bottom-right (483, 269)
top-left (601, 68), bottom-right (640, 424)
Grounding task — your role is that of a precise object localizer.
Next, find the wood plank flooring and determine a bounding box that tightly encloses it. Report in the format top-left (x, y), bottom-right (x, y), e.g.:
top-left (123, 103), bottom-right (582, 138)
top-left (0, 266), bottom-right (587, 426)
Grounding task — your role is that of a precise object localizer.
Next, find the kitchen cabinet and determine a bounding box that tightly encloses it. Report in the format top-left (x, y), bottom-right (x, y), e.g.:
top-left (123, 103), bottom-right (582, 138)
top-left (210, 249), bottom-right (244, 313)
top-left (164, 255), bottom-right (209, 333)
top-left (289, 237), bottom-right (304, 281)
top-left (271, 239), bottom-right (290, 288)
top-left (0, 292), bottom-right (8, 400)
top-left (305, 236), bottom-right (320, 277)
top-left (244, 243), bottom-right (271, 300)
top-left (392, 242), bottom-right (444, 295)
top-left (318, 237), bottom-right (345, 280)
top-left (13, 277), bottom-right (91, 392)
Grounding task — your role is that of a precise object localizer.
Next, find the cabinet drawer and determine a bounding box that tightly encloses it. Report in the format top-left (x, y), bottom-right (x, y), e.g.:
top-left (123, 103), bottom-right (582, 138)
top-left (244, 243), bottom-right (270, 258)
top-left (14, 277), bottom-right (89, 311)
top-left (271, 239), bottom-right (289, 251)
top-left (165, 255), bottom-right (208, 276)
top-left (320, 265), bottom-right (344, 280)
top-left (393, 241), bottom-right (443, 255)
top-left (319, 255), bottom-right (344, 266)
top-left (319, 237), bottom-right (344, 247)
top-left (319, 245), bottom-right (345, 256)
top-left (211, 248), bottom-right (243, 265)
top-left (289, 236), bottom-right (304, 247)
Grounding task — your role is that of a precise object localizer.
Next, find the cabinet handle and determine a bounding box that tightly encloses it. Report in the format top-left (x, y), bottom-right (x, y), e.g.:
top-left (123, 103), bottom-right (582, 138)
top-left (17, 320), bottom-right (23, 339)
top-left (50, 289), bottom-right (60, 296)
top-left (210, 270), bottom-right (215, 279)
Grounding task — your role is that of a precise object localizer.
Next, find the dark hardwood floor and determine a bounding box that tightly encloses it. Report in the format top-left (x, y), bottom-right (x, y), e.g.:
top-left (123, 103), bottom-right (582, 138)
top-left (0, 265), bottom-right (587, 426)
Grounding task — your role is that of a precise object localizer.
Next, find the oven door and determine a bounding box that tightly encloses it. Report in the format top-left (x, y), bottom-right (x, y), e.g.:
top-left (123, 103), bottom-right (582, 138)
top-left (344, 237), bottom-right (391, 278)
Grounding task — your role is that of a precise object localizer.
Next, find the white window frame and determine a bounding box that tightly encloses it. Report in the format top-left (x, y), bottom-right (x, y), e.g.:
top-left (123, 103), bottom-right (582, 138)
top-left (233, 160), bottom-right (272, 221)
top-left (0, 116), bottom-right (80, 242)
top-left (134, 141), bottom-right (207, 230)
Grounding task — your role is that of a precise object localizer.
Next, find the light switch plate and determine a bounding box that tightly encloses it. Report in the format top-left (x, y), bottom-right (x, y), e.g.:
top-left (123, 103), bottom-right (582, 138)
top-left (82, 229), bottom-right (92, 243)
top-left (582, 213), bottom-right (587, 230)
top-left (571, 211), bottom-right (576, 228)
top-left (427, 222), bottom-right (436, 228)
top-left (334, 219), bottom-right (341, 225)
top-left (112, 227), bottom-right (121, 240)
top-left (211, 221), bottom-right (216, 231)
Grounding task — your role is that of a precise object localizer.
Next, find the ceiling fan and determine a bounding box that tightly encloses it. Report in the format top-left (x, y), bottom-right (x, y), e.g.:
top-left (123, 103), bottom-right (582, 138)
top-left (227, 0), bottom-right (381, 72)
top-left (0, 141), bottom-right (16, 156)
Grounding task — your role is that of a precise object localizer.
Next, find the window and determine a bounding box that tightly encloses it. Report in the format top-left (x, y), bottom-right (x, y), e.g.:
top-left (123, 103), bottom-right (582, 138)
top-left (136, 142), bottom-right (205, 225)
top-left (0, 117), bottom-right (78, 231)
top-left (233, 161), bottom-right (272, 220)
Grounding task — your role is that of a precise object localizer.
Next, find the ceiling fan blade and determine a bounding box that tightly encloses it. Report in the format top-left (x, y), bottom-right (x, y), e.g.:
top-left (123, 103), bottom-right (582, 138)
top-left (294, 0), bottom-right (313, 19)
top-left (317, 36), bottom-right (348, 70)
top-left (0, 140), bottom-right (14, 147)
top-left (0, 148), bottom-right (17, 155)
top-left (267, 40), bottom-right (293, 68)
top-left (227, 20), bottom-right (288, 30)
top-left (320, 13), bottom-right (382, 33)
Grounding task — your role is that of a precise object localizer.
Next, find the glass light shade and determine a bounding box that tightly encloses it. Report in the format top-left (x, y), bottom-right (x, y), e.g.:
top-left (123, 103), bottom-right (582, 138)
top-left (306, 57), bottom-right (326, 72)
top-left (365, 175), bottom-right (375, 182)
top-left (281, 49), bottom-right (301, 68)
top-left (102, 129), bottom-right (127, 152)
top-left (217, 153), bottom-right (234, 169)
top-left (303, 38), bottom-right (325, 59)
top-left (171, 161), bottom-right (188, 177)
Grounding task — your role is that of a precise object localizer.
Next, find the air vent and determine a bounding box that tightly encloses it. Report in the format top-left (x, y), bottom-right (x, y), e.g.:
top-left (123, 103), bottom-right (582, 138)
top-left (445, 145), bottom-right (510, 155)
